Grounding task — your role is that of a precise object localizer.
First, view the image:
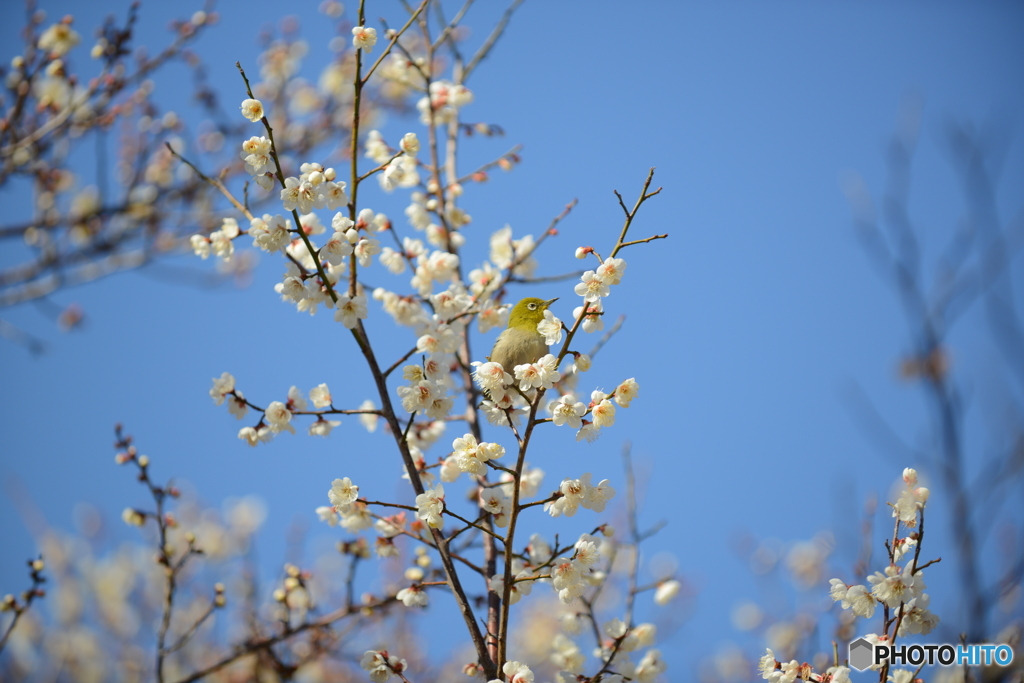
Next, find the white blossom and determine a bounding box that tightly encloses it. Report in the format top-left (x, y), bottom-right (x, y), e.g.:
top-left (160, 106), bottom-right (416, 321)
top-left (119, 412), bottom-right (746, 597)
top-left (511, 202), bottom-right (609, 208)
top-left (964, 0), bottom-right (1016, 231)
top-left (360, 650), bottom-right (406, 683)
top-left (614, 378), bottom-right (639, 407)
top-left (573, 353), bottom-right (592, 373)
top-left (210, 372), bottom-right (235, 405)
top-left (240, 136), bottom-right (271, 173)
top-left (316, 505), bottom-right (340, 526)
top-left (352, 25), bottom-right (378, 52)
top-left (209, 230), bottom-right (234, 261)
top-left (308, 418), bottom-right (340, 437)
top-left (596, 256), bottom-right (627, 285)
top-left (843, 584), bottom-right (876, 618)
top-left (548, 394), bottom-right (587, 429)
top-left (357, 399), bottom-right (378, 432)
top-left (328, 477), bottom-right (359, 507)
top-left (334, 293), bottom-right (369, 329)
top-left (340, 501), bottom-right (373, 532)
top-left (654, 579), bottom-right (682, 605)
top-left (240, 98), bottom-right (264, 122)
top-left (415, 484), bottom-right (445, 529)
top-left (473, 361), bottom-right (513, 398)
top-left (479, 488), bottom-right (511, 527)
top-left (322, 181), bottom-right (348, 209)
top-left (502, 661), bottom-right (534, 683)
top-left (452, 434), bottom-right (504, 475)
top-left (515, 354), bottom-right (561, 391)
top-left (868, 563), bottom-right (921, 608)
top-left (309, 383), bottom-right (332, 408)
top-left (250, 214), bottom-right (292, 253)
top-left (573, 300), bottom-right (605, 333)
top-left (396, 585), bottom-right (428, 607)
top-left (592, 398), bottom-right (616, 428)
top-left (537, 309), bottom-right (563, 346)
top-left (635, 649), bottom-right (667, 683)
top-left (574, 270), bottom-right (610, 301)
top-left (398, 379), bottom-right (442, 414)
top-left (355, 238), bottom-right (380, 267)
top-left (191, 234), bottom-right (211, 259)
top-left (897, 593), bottom-right (939, 636)
top-left (39, 23), bottom-right (80, 56)
top-left (400, 132), bottom-right (420, 156)
top-left (264, 401), bottom-right (294, 433)
top-left (287, 386), bottom-right (307, 411)
top-left (365, 130), bottom-right (390, 164)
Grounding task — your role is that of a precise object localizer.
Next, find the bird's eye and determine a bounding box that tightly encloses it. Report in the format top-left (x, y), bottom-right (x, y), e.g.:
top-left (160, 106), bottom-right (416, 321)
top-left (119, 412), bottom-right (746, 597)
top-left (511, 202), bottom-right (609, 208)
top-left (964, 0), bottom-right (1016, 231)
top-left (527, 303), bottom-right (537, 310)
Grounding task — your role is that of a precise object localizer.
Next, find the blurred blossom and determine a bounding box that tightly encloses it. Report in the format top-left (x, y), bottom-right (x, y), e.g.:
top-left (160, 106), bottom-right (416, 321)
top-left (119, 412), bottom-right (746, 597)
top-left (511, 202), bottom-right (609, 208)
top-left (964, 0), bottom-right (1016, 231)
top-left (765, 621), bottom-right (801, 660)
top-left (784, 532), bottom-right (834, 588)
top-left (71, 502), bottom-right (102, 538)
top-left (730, 601), bottom-right (763, 631)
top-left (749, 538), bottom-right (783, 575)
top-left (225, 496), bottom-right (268, 537)
top-left (647, 551), bottom-right (679, 580)
top-left (711, 644), bottom-right (750, 681)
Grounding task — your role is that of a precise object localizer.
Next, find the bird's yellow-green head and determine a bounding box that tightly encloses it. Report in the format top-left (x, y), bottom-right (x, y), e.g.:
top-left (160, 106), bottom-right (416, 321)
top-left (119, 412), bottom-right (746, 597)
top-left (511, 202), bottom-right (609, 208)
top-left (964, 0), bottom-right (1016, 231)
top-left (507, 297), bottom-right (558, 330)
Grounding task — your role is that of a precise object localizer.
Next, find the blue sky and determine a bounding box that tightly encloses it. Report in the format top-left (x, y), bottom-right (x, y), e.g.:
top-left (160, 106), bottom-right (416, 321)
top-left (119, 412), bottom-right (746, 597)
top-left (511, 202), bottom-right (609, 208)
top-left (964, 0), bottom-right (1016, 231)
top-left (2, 0), bottom-right (1023, 676)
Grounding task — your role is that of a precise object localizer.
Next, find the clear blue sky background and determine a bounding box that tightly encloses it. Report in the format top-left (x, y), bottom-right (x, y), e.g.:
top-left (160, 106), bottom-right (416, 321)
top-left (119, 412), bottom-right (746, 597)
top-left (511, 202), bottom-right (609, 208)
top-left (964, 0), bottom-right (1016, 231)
top-left (2, 0), bottom-right (1023, 677)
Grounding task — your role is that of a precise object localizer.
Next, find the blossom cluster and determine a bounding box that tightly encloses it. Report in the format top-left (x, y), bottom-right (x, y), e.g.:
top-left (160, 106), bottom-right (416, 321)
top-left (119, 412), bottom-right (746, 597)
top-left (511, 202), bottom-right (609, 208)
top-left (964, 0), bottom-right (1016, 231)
top-left (759, 468), bottom-right (938, 683)
top-left (209, 374), bottom-right (368, 444)
top-left (190, 217), bottom-right (240, 262)
top-left (827, 469), bottom-right (936, 636)
top-left (544, 473), bottom-right (616, 518)
top-left (361, 649), bottom-right (406, 683)
top-left (365, 130), bottom-right (421, 192)
top-left (416, 79), bottom-right (473, 125)
top-left (396, 360), bottom-right (454, 419)
top-left (570, 253), bottom-right (627, 333)
top-left (280, 162), bottom-right (349, 215)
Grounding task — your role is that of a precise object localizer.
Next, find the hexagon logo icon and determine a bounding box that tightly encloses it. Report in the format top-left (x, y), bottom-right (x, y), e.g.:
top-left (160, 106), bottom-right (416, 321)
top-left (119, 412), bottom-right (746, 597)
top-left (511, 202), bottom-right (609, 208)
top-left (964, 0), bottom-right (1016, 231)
top-left (849, 637), bottom-right (874, 671)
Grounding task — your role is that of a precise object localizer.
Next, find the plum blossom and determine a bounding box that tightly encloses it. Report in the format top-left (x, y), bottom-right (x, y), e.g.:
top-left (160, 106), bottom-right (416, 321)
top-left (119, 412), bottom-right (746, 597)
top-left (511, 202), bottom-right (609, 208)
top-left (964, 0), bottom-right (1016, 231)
top-left (537, 309), bottom-right (563, 345)
top-left (654, 579), bottom-right (682, 605)
top-left (548, 394), bottom-right (587, 429)
top-left (240, 98), bottom-right (264, 122)
top-left (452, 434), bottom-right (504, 475)
top-left (415, 484), bottom-right (445, 529)
top-left (868, 563), bottom-right (922, 608)
top-left (573, 299), bottom-right (605, 334)
top-left (479, 488), bottom-right (511, 527)
top-left (360, 650), bottom-right (406, 683)
top-left (396, 585), bottom-right (428, 607)
top-left (592, 396), bottom-right (616, 428)
top-left (210, 372), bottom-right (235, 405)
top-left (334, 292), bottom-right (369, 328)
top-left (264, 401), bottom-right (294, 434)
top-left (308, 418), bottom-right (340, 437)
top-left (249, 214), bottom-right (292, 252)
top-left (515, 354), bottom-right (561, 391)
top-left (574, 270), bottom-right (610, 301)
top-left (328, 477), bottom-right (359, 507)
top-left (596, 256), bottom-right (627, 285)
top-left (352, 25), bottom-right (378, 52)
top-left (614, 378), bottom-right (639, 407)
top-left (309, 383), bottom-right (332, 408)
top-left (39, 22), bottom-right (80, 56)
top-left (240, 136), bottom-right (271, 173)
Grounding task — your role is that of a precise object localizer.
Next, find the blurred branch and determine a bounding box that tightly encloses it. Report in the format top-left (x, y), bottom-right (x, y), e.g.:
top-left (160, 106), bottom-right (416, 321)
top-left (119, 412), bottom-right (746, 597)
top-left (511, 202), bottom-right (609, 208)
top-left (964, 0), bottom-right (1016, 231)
top-left (845, 104), bottom-right (1024, 644)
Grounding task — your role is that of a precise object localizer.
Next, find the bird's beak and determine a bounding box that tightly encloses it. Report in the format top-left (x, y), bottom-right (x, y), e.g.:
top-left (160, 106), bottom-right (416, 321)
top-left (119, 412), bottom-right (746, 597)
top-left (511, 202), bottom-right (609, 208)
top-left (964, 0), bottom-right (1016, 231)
top-left (543, 298), bottom-right (559, 307)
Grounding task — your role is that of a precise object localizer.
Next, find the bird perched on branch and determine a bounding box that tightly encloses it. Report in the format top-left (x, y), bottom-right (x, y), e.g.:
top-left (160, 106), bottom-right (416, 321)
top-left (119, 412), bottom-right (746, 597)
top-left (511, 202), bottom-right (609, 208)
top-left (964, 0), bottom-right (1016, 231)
top-left (488, 297), bottom-right (559, 372)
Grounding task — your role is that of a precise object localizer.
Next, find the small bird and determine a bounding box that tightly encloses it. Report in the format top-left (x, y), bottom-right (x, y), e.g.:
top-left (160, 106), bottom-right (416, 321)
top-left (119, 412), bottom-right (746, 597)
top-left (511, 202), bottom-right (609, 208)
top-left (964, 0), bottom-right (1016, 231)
top-left (489, 297), bottom-right (559, 372)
